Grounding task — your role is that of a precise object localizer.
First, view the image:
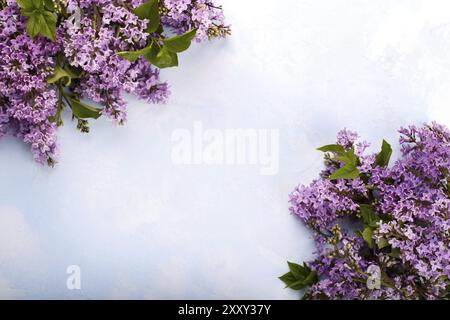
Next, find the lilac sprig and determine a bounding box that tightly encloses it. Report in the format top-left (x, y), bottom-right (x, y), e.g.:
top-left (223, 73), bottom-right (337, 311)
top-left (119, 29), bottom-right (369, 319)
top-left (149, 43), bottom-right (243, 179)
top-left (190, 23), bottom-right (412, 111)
top-left (282, 123), bottom-right (450, 300)
top-left (161, 0), bottom-right (231, 41)
top-left (0, 0), bottom-right (229, 165)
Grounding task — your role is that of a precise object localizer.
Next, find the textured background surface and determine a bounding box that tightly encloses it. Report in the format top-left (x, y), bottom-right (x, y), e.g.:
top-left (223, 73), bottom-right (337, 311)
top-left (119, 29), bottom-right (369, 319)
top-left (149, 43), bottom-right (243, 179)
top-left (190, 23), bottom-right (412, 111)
top-left (1, 0), bottom-right (450, 299)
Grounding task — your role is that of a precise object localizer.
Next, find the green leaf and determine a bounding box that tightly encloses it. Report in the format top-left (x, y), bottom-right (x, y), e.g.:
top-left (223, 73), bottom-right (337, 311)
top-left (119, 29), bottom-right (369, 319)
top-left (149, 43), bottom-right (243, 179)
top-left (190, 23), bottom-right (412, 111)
top-left (16, 0), bottom-right (36, 10)
top-left (22, 7), bottom-right (56, 41)
top-left (303, 270), bottom-right (318, 286)
top-left (362, 227), bottom-right (374, 249)
top-left (334, 155), bottom-right (350, 163)
top-left (279, 272), bottom-right (297, 287)
top-left (317, 144), bottom-right (346, 155)
top-left (375, 140), bottom-right (392, 168)
top-left (17, 0), bottom-right (56, 41)
top-left (156, 46), bottom-right (178, 68)
top-left (67, 97), bottom-right (101, 120)
top-left (377, 237), bottom-right (389, 249)
top-left (333, 149), bottom-right (357, 166)
top-left (360, 204), bottom-right (380, 228)
top-left (119, 40), bottom-right (180, 69)
top-left (26, 13), bottom-right (42, 38)
top-left (287, 261), bottom-right (308, 280)
top-left (163, 29), bottom-right (197, 53)
top-left (19, 8), bottom-right (36, 17)
top-left (38, 11), bottom-right (56, 40)
top-left (118, 39), bottom-right (180, 69)
top-left (345, 150), bottom-right (358, 165)
top-left (44, 0), bottom-right (54, 11)
top-left (64, 65), bottom-right (82, 79)
top-left (31, 0), bottom-right (42, 8)
top-left (360, 205), bottom-right (384, 249)
top-left (279, 271), bottom-right (308, 290)
top-left (133, 0), bottom-right (158, 19)
top-left (117, 44), bottom-right (155, 62)
top-left (144, 45), bottom-right (179, 68)
top-left (329, 163), bottom-right (360, 180)
top-left (116, 51), bottom-right (140, 62)
top-left (329, 149), bottom-right (360, 180)
top-left (280, 261), bottom-right (318, 291)
top-left (46, 65), bottom-right (79, 86)
top-left (288, 280), bottom-right (307, 290)
top-left (388, 247), bottom-right (401, 259)
top-left (133, 0), bottom-right (160, 33)
top-left (142, 41), bottom-right (161, 62)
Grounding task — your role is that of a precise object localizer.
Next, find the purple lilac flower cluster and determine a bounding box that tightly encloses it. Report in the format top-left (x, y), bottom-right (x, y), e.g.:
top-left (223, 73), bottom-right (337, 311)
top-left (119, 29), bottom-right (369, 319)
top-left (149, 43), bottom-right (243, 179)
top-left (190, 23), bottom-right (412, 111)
top-left (283, 123), bottom-right (450, 300)
top-left (161, 0), bottom-right (230, 41)
top-left (0, 0), bottom-right (229, 165)
top-left (0, 1), bottom-right (60, 164)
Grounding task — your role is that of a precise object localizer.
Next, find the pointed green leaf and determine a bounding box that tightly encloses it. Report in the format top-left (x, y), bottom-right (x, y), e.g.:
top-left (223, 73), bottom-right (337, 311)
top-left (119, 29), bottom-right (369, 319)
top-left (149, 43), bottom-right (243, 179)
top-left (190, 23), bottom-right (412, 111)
top-left (142, 40), bottom-right (160, 61)
top-left (287, 280), bottom-right (307, 291)
top-left (279, 272), bottom-right (296, 287)
top-left (280, 262), bottom-right (318, 291)
top-left (117, 44), bottom-right (155, 62)
top-left (156, 46), bottom-right (178, 68)
top-left (163, 29), bottom-right (197, 53)
top-left (329, 163), bottom-right (360, 180)
top-left (287, 261), bottom-right (308, 280)
top-left (117, 51), bottom-right (141, 62)
top-left (44, 0), bottom-right (54, 11)
top-left (133, 0), bottom-right (160, 33)
top-left (303, 270), bottom-right (318, 286)
top-left (317, 144), bottom-right (346, 155)
top-left (38, 11), bottom-right (56, 41)
top-left (362, 227), bottom-right (374, 249)
top-left (345, 149), bottom-right (358, 165)
top-left (16, 0), bottom-right (36, 10)
top-left (133, 0), bottom-right (158, 19)
top-left (26, 13), bottom-right (41, 38)
top-left (23, 9), bottom-right (56, 41)
top-left (144, 45), bottom-right (178, 68)
top-left (334, 155), bottom-right (350, 163)
top-left (20, 9), bottom-right (36, 17)
top-left (388, 248), bottom-right (401, 259)
top-left (31, 0), bottom-right (42, 8)
top-left (46, 65), bottom-right (78, 86)
top-left (378, 237), bottom-right (389, 249)
top-left (68, 98), bottom-right (101, 120)
top-left (18, 0), bottom-right (56, 41)
top-left (375, 140), bottom-right (393, 168)
top-left (360, 204), bottom-right (380, 228)
top-left (63, 65), bottom-right (81, 79)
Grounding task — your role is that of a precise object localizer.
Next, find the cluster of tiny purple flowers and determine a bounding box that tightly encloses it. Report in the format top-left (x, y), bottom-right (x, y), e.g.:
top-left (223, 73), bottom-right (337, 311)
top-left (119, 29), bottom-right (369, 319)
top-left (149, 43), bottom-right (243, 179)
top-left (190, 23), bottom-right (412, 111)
top-left (0, 0), bottom-right (229, 165)
top-left (161, 0), bottom-right (230, 41)
top-left (283, 123), bottom-right (450, 300)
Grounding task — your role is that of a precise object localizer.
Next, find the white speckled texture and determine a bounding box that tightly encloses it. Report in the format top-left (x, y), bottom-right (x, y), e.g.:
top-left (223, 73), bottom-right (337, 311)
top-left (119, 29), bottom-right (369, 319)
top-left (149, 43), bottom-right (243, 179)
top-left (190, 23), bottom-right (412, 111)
top-left (1, 0), bottom-right (449, 299)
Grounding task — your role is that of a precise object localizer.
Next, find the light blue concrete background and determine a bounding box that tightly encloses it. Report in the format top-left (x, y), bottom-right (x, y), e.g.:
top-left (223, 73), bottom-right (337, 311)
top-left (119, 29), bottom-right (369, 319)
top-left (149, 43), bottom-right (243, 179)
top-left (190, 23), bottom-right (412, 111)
top-left (1, 0), bottom-right (450, 299)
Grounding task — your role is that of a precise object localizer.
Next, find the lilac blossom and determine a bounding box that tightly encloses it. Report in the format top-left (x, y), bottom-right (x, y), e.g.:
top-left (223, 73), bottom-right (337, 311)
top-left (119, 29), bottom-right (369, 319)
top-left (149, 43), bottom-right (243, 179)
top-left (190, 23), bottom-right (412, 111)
top-left (161, 0), bottom-right (231, 41)
top-left (0, 3), bottom-right (59, 164)
top-left (0, 0), bottom-right (229, 164)
top-left (285, 123), bottom-right (450, 300)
